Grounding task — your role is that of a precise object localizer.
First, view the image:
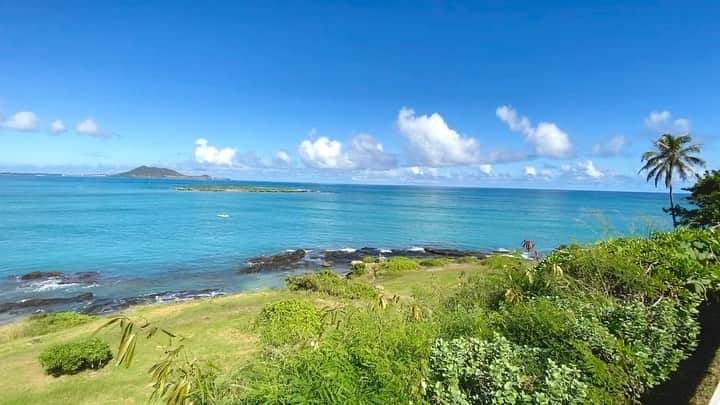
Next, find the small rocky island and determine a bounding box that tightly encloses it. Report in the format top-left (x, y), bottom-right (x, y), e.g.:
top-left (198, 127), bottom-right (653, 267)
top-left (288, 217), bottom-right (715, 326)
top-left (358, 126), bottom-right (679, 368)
top-left (173, 185), bottom-right (314, 193)
top-left (112, 166), bottom-right (211, 180)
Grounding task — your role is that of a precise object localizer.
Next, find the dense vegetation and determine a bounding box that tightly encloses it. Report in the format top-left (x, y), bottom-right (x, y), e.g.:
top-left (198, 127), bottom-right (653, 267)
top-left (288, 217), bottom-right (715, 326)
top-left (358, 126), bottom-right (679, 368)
top-left (209, 229), bottom-right (719, 403)
top-left (39, 337), bottom-right (112, 376)
top-left (6, 229), bottom-right (717, 404)
top-left (678, 170), bottom-right (720, 228)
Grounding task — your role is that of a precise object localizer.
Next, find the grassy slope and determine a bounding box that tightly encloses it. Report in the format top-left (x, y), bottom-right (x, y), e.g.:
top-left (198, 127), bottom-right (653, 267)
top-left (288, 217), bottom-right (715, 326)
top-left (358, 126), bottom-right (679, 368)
top-left (0, 264), bottom-right (477, 404)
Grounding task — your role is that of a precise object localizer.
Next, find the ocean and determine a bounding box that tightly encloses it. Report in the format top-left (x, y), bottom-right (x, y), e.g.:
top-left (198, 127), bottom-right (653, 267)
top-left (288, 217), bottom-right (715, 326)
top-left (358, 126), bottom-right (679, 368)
top-left (0, 175), bottom-right (672, 321)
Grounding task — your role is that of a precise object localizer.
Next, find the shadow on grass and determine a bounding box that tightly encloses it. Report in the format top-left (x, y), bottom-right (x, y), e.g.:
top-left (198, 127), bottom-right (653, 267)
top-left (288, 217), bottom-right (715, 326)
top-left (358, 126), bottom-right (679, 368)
top-left (642, 295), bottom-right (720, 404)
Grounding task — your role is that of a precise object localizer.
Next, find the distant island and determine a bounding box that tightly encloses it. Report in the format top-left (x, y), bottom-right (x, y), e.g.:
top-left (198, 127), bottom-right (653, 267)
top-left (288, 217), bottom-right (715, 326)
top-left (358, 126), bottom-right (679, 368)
top-left (173, 185), bottom-right (314, 193)
top-left (112, 166), bottom-right (211, 180)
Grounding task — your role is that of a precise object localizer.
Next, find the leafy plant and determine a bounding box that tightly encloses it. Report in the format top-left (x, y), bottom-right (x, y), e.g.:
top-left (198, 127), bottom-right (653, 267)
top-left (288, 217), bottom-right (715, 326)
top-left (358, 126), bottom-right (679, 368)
top-left (348, 262), bottom-right (367, 278)
top-left (27, 311), bottom-right (96, 336)
top-left (427, 334), bottom-right (588, 404)
top-left (639, 133), bottom-right (705, 227)
top-left (255, 298), bottom-right (321, 347)
top-left (286, 270), bottom-right (377, 299)
top-left (39, 337), bottom-right (112, 376)
top-left (678, 170), bottom-right (720, 228)
top-left (420, 257), bottom-right (453, 267)
top-left (379, 256), bottom-right (420, 273)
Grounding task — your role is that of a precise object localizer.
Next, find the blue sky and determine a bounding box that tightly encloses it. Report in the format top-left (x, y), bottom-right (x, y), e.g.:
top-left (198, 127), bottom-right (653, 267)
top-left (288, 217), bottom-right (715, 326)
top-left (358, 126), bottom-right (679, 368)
top-left (0, 0), bottom-right (717, 190)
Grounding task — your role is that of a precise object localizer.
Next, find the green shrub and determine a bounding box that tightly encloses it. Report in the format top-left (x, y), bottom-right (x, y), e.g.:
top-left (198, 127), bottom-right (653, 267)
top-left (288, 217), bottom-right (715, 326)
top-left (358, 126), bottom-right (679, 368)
top-left (348, 262), bottom-right (367, 278)
top-left (420, 258), bottom-right (452, 267)
top-left (229, 304), bottom-right (436, 403)
top-left (28, 312), bottom-right (96, 336)
top-left (379, 256), bottom-right (420, 273)
top-left (455, 255), bottom-right (480, 264)
top-left (39, 337), bottom-right (112, 376)
top-left (286, 270), bottom-right (377, 299)
top-left (362, 256), bottom-right (378, 264)
top-left (255, 299), bottom-right (321, 347)
top-left (428, 334), bottom-right (588, 404)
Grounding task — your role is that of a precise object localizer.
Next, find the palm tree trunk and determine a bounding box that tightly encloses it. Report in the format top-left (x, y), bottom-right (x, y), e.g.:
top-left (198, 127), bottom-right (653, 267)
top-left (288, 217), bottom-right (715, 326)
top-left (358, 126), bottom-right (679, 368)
top-left (669, 185), bottom-right (677, 228)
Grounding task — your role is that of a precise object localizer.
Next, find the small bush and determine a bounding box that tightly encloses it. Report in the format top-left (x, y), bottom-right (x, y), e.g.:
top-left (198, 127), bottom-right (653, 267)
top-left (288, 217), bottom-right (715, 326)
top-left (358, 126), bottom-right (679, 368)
top-left (255, 299), bottom-right (321, 347)
top-left (348, 262), bottom-right (367, 278)
top-left (420, 258), bottom-right (452, 267)
top-left (455, 256), bottom-right (480, 264)
top-left (428, 334), bottom-right (588, 404)
top-left (28, 312), bottom-right (96, 336)
top-left (379, 256), bottom-right (420, 273)
top-left (286, 270), bottom-right (377, 299)
top-left (362, 256), bottom-right (378, 264)
top-left (39, 337), bottom-right (112, 376)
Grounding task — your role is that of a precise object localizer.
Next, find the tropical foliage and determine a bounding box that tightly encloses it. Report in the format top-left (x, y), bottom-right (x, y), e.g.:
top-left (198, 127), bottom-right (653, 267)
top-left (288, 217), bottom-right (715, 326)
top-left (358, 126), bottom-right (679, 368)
top-left (79, 229), bottom-right (720, 404)
top-left (678, 170), bottom-right (720, 228)
top-left (639, 133), bottom-right (705, 227)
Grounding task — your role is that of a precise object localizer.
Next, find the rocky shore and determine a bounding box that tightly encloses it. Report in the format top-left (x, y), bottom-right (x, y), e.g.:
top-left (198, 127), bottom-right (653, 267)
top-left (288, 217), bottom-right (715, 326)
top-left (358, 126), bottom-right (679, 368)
top-left (240, 246), bottom-right (489, 273)
top-left (0, 246), bottom-right (494, 320)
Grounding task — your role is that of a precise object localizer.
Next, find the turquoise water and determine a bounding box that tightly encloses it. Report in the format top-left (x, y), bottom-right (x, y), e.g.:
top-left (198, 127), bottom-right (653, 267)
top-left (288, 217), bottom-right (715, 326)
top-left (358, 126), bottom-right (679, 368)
top-left (0, 176), bottom-right (671, 317)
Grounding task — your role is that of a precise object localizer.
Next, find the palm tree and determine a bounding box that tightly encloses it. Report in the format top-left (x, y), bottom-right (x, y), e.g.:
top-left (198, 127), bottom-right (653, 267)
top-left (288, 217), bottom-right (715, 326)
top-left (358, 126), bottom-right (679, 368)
top-left (639, 134), bottom-right (705, 228)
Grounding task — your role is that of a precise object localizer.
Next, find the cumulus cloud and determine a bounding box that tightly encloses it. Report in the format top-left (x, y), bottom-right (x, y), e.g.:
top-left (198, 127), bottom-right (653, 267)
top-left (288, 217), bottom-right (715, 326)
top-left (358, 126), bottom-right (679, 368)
top-left (525, 166), bottom-right (537, 176)
top-left (194, 138), bottom-right (237, 166)
top-left (478, 164), bottom-right (493, 175)
top-left (75, 118), bottom-right (113, 137)
top-left (347, 134), bottom-right (398, 170)
top-left (298, 133), bottom-right (396, 170)
top-left (1, 111), bottom-right (38, 131)
top-left (593, 135), bottom-right (626, 157)
top-left (496, 106), bottom-right (573, 158)
top-left (576, 160), bottom-right (604, 178)
top-left (644, 110), bottom-right (691, 133)
top-left (49, 119), bottom-right (67, 134)
top-left (396, 107), bottom-right (482, 166)
top-left (273, 150), bottom-right (292, 167)
top-left (298, 136), bottom-right (350, 169)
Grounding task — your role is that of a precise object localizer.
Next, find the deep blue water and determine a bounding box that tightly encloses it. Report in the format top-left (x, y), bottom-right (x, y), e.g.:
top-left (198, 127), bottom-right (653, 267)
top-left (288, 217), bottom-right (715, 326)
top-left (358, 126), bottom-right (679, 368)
top-left (0, 176), bottom-right (672, 319)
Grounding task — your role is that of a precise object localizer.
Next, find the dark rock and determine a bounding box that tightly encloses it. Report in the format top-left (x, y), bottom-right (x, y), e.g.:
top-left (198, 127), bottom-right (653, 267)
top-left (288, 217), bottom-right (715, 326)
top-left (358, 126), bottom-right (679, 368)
top-left (424, 248), bottom-right (487, 258)
top-left (17, 271), bottom-right (100, 285)
top-left (0, 293), bottom-right (94, 313)
top-left (20, 271), bottom-right (63, 281)
top-left (62, 271), bottom-right (100, 284)
top-left (242, 249), bottom-right (306, 273)
top-left (82, 289), bottom-right (221, 314)
top-left (323, 248), bottom-right (381, 264)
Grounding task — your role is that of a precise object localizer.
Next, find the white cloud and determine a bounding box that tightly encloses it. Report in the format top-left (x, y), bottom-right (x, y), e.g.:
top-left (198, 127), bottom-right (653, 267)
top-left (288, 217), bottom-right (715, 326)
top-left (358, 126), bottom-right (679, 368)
top-left (407, 166), bottom-right (439, 177)
top-left (592, 135), bottom-right (626, 157)
top-left (298, 136), bottom-right (350, 169)
top-left (75, 118), bottom-right (112, 137)
top-left (272, 150), bottom-right (292, 167)
top-left (496, 106), bottom-right (573, 158)
top-left (298, 133), bottom-right (396, 170)
top-left (194, 138), bottom-right (237, 166)
top-left (478, 164), bottom-right (492, 175)
top-left (525, 166), bottom-right (537, 176)
top-left (49, 119), bottom-right (66, 134)
top-left (396, 107), bottom-right (481, 166)
top-left (577, 160), bottom-right (604, 178)
top-left (346, 133), bottom-right (397, 170)
top-left (644, 110), bottom-right (691, 133)
top-left (1, 111), bottom-right (38, 131)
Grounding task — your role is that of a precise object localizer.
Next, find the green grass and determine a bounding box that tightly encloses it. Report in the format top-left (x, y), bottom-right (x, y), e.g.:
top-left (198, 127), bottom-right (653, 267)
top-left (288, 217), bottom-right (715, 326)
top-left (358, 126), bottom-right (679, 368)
top-left (0, 263), bottom-right (486, 404)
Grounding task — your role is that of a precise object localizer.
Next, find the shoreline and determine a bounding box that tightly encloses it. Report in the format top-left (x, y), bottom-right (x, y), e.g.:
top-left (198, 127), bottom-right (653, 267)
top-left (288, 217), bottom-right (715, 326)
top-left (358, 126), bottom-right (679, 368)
top-left (0, 245), bottom-right (526, 324)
